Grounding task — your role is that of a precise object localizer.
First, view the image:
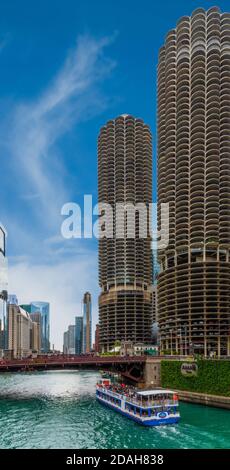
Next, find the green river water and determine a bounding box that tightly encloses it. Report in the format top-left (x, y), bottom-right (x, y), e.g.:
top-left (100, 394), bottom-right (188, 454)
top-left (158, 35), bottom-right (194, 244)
top-left (0, 370), bottom-right (229, 449)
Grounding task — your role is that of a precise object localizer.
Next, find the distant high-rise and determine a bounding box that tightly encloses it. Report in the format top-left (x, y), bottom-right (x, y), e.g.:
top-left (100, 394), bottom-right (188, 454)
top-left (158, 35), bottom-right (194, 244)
top-left (94, 324), bottom-right (100, 354)
top-left (7, 305), bottom-right (34, 358)
top-left (98, 114), bottom-right (153, 352)
top-left (152, 251), bottom-right (160, 286)
top-left (82, 292), bottom-right (92, 353)
top-left (0, 226), bottom-right (7, 293)
top-left (8, 294), bottom-right (18, 305)
top-left (157, 6), bottom-right (230, 356)
top-left (0, 225), bottom-right (8, 351)
top-left (30, 312), bottom-right (42, 352)
top-left (31, 322), bottom-right (40, 352)
top-left (67, 325), bottom-right (75, 354)
top-left (63, 325), bottom-right (75, 355)
top-left (22, 302), bottom-right (50, 352)
top-left (63, 331), bottom-right (68, 355)
top-left (75, 316), bottom-right (83, 355)
top-left (0, 325), bottom-right (4, 351)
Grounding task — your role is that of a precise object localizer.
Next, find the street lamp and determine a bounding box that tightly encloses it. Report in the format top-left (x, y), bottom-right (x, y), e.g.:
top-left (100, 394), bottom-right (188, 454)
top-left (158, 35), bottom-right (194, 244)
top-left (184, 325), bottom-right (187, 356)
top-left (189, 342), bottom-right (194, 356)
top-left (170, 329), bottom-right (173, 356)
top-left (177, 326), bottom-right (183, 356)
top-left (178, 323), bottom-right (188, 356)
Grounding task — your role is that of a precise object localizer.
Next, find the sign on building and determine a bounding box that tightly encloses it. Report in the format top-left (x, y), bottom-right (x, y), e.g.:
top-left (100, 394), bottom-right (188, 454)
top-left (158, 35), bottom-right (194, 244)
top-left (181, 362), bottom-right (198, 377)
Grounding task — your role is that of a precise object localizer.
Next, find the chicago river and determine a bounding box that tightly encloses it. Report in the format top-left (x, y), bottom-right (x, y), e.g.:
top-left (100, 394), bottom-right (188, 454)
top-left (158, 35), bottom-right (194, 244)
top-left (0, 370), bottom-right (229, 449)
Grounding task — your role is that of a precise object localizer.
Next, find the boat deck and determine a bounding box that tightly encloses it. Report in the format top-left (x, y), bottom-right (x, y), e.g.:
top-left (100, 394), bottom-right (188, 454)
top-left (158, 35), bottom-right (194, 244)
top-left (96, 384), bottom-right (180, 426)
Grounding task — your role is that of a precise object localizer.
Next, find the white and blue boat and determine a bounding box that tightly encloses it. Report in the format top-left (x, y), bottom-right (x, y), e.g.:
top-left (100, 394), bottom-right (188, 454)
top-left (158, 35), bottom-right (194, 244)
top-left (96, 379), bottom-right (180, 426)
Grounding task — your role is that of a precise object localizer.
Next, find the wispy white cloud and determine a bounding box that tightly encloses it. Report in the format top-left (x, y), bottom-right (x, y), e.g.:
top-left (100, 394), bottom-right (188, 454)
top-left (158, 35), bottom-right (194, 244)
top-left (4, 34), bottom-right (115, 228)
top-left (0, 34), bottom-right (116, 347)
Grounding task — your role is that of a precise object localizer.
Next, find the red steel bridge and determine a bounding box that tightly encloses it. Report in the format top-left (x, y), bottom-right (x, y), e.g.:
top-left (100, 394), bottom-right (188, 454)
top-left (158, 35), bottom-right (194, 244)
top-left (0, 355), bottom-right (148, 382)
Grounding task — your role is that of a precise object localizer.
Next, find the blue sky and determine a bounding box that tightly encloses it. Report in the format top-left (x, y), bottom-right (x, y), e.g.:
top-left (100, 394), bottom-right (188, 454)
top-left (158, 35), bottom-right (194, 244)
top-left (0, 0), bottom-right (229, 348)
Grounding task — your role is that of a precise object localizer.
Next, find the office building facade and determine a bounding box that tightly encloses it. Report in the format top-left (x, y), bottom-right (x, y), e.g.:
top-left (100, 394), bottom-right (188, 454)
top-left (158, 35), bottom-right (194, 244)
top-left (157, 7), bottom-right (230, 356)
top-left (63, 325), bottom-right (75, 355)
top-left (0, 225), bottom-right (8, 352)
top-left (82, 292), bottom-right (92, 353)
top-left (63, 330), bottom-right (68, 355)
top-left (30, 312), bottom-right (42, 352)
top-left (7, 305), bottom-right (37, 358)
top-left (67, 325), bottom-right (75, 354)
top-left (152, 250), bottom-right (160, 286)
top-left (21, 302), bottom-right (50, 352)
top-left (94, 323), bottom-right (100, 353)
top-left (98, 114), bottom-right (153, 352)
top-left (8, 294), bottom-right (18, 306)
top-left (75, 316), bottom-right (83, 355)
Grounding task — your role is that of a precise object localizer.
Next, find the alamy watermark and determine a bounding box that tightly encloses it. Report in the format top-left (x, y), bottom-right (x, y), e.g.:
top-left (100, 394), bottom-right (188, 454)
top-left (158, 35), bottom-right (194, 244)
top-left (61, 195), bottom-right (169, 249)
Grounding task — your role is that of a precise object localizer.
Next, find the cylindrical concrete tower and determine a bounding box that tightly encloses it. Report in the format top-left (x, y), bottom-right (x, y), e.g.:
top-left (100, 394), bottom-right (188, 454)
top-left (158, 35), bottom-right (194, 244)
top-left (98, 114), bottom-right (153, 352)
top-left (157, 6), bottom-right (230, 357)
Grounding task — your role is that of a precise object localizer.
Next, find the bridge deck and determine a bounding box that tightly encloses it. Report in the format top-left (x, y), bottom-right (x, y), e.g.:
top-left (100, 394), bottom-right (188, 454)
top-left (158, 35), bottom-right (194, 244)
top-left (0, 355), bottom-right (147, 372)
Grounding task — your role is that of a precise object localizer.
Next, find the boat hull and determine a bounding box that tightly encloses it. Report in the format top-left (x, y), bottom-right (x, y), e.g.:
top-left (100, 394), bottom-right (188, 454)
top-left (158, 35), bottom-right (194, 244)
top-left (96, 396), bottom-right (180, 427)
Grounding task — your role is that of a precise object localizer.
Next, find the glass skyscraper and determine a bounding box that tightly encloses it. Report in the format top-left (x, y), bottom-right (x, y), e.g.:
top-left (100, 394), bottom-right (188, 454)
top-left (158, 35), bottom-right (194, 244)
top-left (8, 294), bottom-right (18, 305)
top-left (152, 250), bottom-right (160, 286)
top-left (82, 292), bottom-right (92, 353)
top-left (75, 316), bottom-right (83, 355)
top-left (63, 331), bottom-right (68, 355)
top-left (0, 225), bottom-right (8, 350)
top-left (21, 302), bottom-right (50, 352)
top-left (31, 302), bottom-right (50, 352)
top-left (67, 324), bottom-right (75, 354)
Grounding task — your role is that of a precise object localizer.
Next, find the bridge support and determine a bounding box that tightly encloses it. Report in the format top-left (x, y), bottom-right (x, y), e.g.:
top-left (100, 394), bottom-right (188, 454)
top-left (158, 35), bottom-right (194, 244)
top-left (143, 358), bottom-right (161, 388)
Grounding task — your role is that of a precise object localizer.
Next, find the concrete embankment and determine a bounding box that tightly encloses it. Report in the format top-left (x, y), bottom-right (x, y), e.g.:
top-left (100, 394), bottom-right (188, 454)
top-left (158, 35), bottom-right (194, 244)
top-left (177, 390), bottom-right (230, 410)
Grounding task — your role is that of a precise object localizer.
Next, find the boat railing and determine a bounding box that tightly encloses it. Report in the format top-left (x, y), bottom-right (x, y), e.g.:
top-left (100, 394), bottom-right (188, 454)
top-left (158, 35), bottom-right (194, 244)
top-left (97, 387), bottom-right (178, 407)
top-left (125, 398), bottom-right (177, 407)
top-left (98, 387), bottom-right (123, 400)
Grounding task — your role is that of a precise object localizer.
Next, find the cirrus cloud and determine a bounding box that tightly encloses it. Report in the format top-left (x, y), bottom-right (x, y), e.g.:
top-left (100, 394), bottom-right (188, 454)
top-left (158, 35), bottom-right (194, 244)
top-left (0, 33), bottom-right (116, 348)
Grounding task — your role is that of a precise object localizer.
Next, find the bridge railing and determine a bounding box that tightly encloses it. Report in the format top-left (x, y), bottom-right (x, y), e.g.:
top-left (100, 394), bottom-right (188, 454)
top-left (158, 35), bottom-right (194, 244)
top-left (0, 355), bottom-right (147, 367)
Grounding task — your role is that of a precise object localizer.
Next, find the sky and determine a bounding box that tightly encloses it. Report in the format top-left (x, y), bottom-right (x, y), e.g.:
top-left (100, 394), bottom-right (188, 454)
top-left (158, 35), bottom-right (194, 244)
top-left (0, 0), bottom-right (229, 349)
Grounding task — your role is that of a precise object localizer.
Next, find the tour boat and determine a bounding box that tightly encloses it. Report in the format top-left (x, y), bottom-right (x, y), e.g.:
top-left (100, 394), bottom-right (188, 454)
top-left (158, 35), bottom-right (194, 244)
top-left (96, 379), bottom-right (180, 426)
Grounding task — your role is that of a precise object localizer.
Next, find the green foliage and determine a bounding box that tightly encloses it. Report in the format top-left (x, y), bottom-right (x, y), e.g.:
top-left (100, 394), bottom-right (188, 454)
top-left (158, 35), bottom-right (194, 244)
top-left (161, 360), bottom-right (230, 397)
